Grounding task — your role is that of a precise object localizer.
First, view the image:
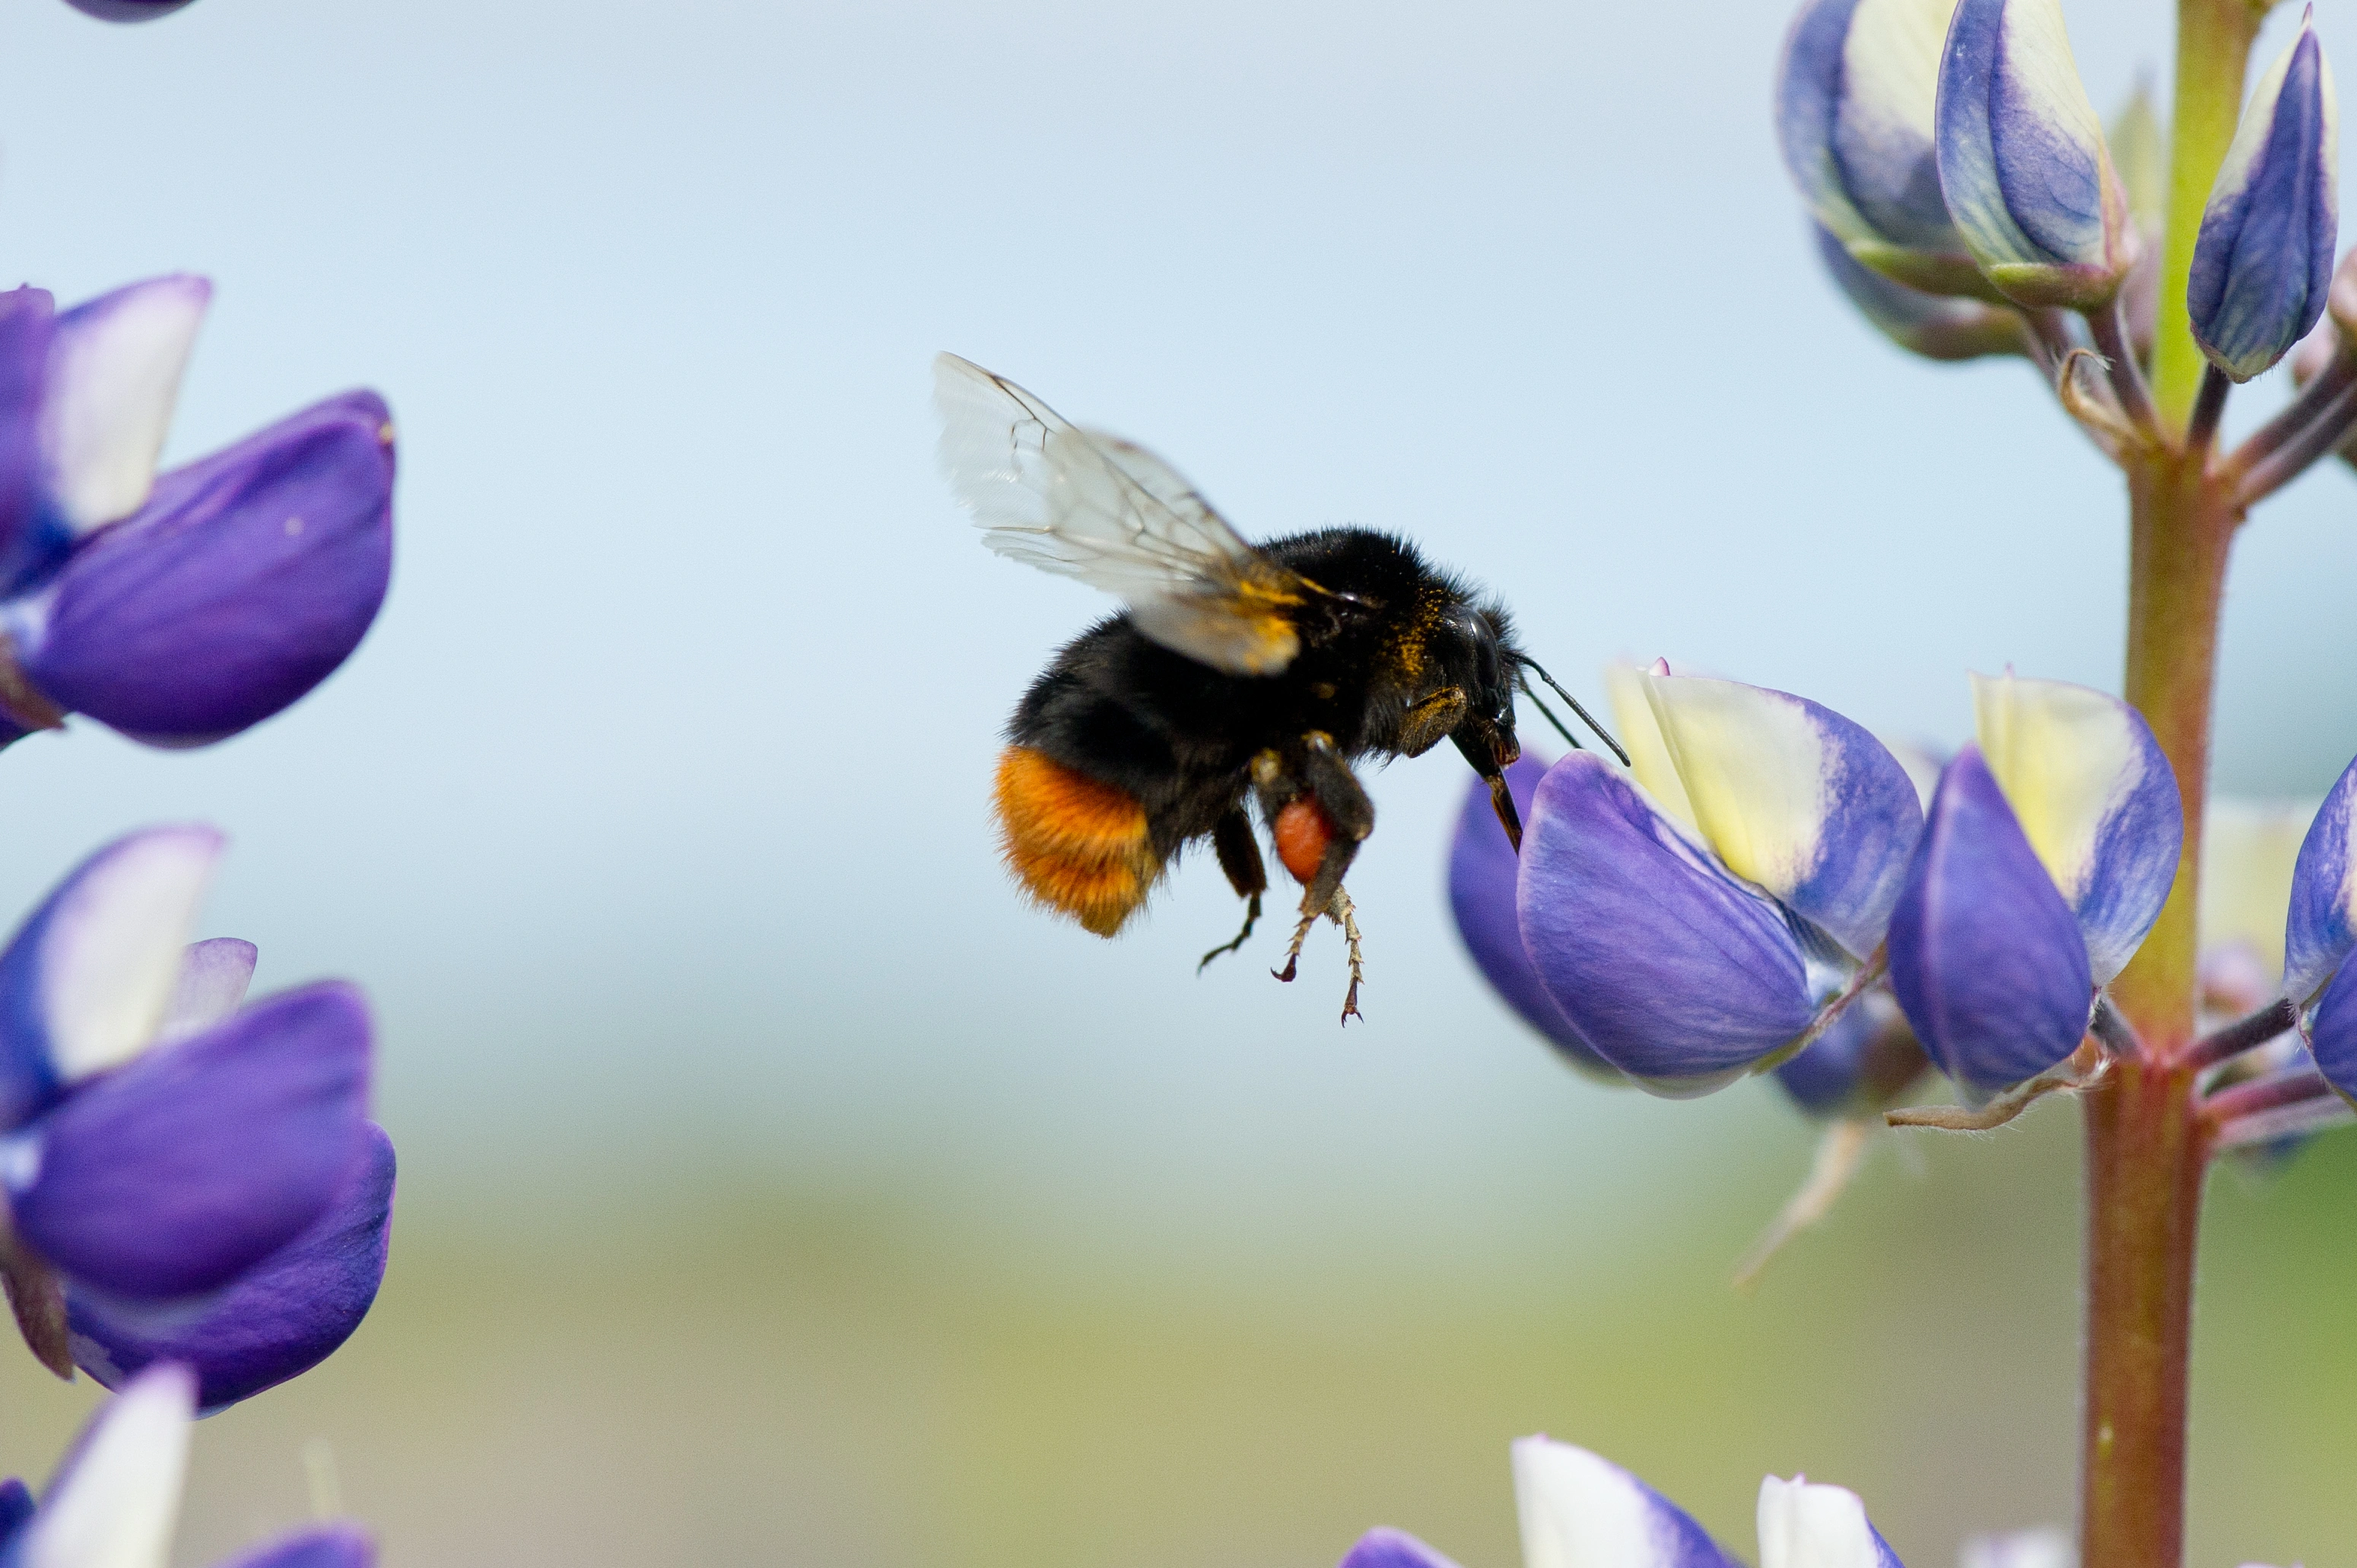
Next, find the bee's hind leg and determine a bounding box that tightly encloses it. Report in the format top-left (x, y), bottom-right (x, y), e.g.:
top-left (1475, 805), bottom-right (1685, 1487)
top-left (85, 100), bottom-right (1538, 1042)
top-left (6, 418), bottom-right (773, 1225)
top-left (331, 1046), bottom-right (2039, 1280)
top-left (1199, 808), bottom-right (1269, 972)
top-left (1327, 888), bottom-right (1365, 1024)
top-left (1272, 901), bottom-right (1320, 984)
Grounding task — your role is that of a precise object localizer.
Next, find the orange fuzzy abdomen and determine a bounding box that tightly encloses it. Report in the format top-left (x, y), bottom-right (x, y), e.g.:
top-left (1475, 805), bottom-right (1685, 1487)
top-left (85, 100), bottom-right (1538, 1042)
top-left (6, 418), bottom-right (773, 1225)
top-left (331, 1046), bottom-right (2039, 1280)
top-left (1273, 798), bottom-right (1332, 885)
top-left (993, 746), bottom-right (1164, 937)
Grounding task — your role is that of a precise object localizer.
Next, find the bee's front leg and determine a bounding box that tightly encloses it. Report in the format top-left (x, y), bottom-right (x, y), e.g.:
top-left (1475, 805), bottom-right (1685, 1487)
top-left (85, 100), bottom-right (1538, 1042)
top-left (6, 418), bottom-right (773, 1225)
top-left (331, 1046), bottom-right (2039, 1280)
top-left (1198, 808), bottom-right (1268, 972)
top-left (1396, 686), bottom-right (1469, 758)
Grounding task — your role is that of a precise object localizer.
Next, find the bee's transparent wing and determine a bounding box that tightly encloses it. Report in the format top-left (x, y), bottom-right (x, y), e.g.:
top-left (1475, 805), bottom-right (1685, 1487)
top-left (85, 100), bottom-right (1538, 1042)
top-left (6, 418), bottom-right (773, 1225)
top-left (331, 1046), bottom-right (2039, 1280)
top-left (934, 352), bottom-right (1304, 675)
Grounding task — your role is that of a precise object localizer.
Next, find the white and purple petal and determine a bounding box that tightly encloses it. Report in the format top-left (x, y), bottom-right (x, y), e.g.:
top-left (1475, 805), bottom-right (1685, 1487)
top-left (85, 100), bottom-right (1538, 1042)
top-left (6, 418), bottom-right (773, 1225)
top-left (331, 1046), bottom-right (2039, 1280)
top-left (1641, 673), bottom-right (1923, 959)
top-left (2284, 752), bottom-right (2357, 1007)
top-left (2189, 14), bottom-right (2340, 382)
top-left (1757, 1474), bottom-right (1905, 1568)
top-left (1517, 755), bottom-right (1815, 1093)
top-left (211, 1528), bottom-right (375, 1568)
top-left (1512, 1436), bottom-right (1743, 1568)
top-left (1448, 757), bottom-right (1619, 1079)
top-left (39, 278), bottom-right (210, 537)
top-left (3, 982), bottom-right (372, 1300)
top-left (0, 827), bottom-right (224, 1129)
top-left (1887, 746), bottom-right (2094, 1095)
top-left (0, 290), bottom-right (62, 598)
top-left (1970, 672), bottom-right (2181, 985)
top-left (1338, 1529), bottom-right (1463, 1568)
top-left (1934, 0), bottom-right (2132, 307)
top-left (8, 391), bottom-right (395, 749)
top-left (1810, 224), bottom-right (2027, 360)
top-left (6, 1363), bottom-right (192, 1568)
top-left (158, 938), bottom-right (257, 1044)
top-left (69, 1122), bottom-right (393, 1415)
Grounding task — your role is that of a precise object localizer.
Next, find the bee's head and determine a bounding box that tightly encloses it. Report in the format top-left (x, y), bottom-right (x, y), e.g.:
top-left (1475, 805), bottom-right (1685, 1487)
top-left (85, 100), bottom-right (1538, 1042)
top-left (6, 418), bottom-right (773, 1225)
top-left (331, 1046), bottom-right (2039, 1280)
top-left (1434, 601), bottom-right (1520, 766)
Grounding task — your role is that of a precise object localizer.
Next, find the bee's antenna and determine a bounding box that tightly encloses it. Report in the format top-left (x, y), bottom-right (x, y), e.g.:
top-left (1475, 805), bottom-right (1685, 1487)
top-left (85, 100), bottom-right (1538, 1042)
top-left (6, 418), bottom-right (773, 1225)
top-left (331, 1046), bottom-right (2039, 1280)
top-left (1517, 678), bottom-right (1584, 752)
top-left (1515, 657), bottom-right (1631, 767)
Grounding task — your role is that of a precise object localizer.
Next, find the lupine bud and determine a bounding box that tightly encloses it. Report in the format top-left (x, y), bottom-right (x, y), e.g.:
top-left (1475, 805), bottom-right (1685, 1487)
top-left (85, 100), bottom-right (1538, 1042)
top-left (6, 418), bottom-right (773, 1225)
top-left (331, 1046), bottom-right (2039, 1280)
top-left (1778, 0), bottom-right (1989, 297)
top-left (2189, 9), bottom-right (2340, 381)
top-left (1757, 1474), bottom-right (1906, 1568)
top-left (1448, 755), bottom-right (1620, 1081)
top-left (2282, 751), bottom-right (2357, 1100)
top-left (1809, 225), bottom-right (2029, 360)
top-left (1514, 1437), bottom-right (1743, 1568)
top-left (1338, 1530), bottom-right (1463, 1568)
top-left (1934, 0), bottom-right (2135, 309)
top-left (68, 1123), bottom-right (394, 1413)
top-left (1514, 670), bottom-right (1920, 1092)
top-left (1887, 674), bottom-right (2180, 1096)
top-left (62, 0), bottom-right (196, 17)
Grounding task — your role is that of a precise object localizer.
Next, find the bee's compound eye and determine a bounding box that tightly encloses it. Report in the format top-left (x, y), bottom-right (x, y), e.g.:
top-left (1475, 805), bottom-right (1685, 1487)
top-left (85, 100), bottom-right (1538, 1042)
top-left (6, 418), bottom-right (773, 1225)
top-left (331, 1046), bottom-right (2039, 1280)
top-left (1273, 798), bottom-right (1333, 884)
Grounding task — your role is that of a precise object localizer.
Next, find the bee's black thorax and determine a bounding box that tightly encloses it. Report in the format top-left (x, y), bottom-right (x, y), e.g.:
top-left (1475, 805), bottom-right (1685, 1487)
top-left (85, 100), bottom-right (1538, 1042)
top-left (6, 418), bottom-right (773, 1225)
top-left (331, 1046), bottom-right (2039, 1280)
top-left (1007, 527), bottom-right (1520, 858)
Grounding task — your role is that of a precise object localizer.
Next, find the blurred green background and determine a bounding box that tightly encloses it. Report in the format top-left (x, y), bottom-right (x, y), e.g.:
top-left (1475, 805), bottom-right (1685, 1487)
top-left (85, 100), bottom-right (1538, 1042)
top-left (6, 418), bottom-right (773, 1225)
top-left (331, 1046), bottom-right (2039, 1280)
top-left (0, 0), bottom-right (2352, 1563)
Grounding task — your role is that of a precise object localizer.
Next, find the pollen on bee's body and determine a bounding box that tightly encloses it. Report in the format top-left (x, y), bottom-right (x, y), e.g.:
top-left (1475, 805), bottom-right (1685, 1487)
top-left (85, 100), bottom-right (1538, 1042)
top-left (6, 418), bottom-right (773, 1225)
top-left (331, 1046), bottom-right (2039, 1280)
top-left (993, 745), bottom-right (1164, 936)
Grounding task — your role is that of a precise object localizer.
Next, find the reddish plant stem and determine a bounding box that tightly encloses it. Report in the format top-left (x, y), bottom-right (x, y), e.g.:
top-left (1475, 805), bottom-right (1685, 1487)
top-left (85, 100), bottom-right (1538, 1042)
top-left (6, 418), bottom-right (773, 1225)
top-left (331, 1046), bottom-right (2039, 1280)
top-left (2083, 444), bottom-right (2239, 1568)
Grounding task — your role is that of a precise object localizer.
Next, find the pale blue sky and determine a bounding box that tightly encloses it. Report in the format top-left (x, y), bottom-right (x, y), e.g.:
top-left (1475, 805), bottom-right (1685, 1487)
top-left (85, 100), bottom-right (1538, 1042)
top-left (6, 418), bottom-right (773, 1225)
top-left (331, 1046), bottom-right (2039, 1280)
top-left (0, 0), bottom-right (2345, 1264)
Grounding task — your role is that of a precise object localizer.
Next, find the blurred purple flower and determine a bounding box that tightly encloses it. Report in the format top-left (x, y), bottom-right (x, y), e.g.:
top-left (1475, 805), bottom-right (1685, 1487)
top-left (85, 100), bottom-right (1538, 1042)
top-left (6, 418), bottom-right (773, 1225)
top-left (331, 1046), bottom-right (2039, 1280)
top-left (0, 279), bottom-right (392, 751)
top-left (0, 829), bottom-right (388, 1410)
top-left (61, 0), bottom-right (197, 18)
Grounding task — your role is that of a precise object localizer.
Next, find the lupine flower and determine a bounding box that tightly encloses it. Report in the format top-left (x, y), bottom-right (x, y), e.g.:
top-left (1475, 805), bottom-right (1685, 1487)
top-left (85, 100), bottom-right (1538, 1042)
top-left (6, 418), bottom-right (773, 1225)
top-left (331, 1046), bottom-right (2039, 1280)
top-left (1777, 0), bottom-right (1989, 298)
top-left (0, 279), bottom-right (393, 750)
top-left (1771, 991), bottom-right (1926, 1116)
top-left (1512, 665), bottom-right (1921, 1092)
top-left (1886, 673), bottom-right (2180, 1097)
top-left (2280, 750), bottom-right (2357, 1100)
top-left (1448, 754), bottom-right (1621, 1081)
top-left (0, 1363), bottom-right (376, 1568)
top-left (2188, 9), bottom-right (2340, 382)
top-left (1808, 225), bottom-right (2028, 361)
top-left (61, 0), bottom-right (196, 18)
top-left (1933, 0), bottom-right (2135, 309)
top-left (0, 829), bottom-right (384, 1406)
top-left (1337, 1434), bottom-right (1902, 1568)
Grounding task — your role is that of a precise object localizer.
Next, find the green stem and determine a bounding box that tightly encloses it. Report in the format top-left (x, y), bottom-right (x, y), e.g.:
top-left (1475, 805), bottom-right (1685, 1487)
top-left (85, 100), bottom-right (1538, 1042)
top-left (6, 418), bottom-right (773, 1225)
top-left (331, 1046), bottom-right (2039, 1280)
top-left (2081, 455), bottom-right (2237, 1568)
top-left (2149, 0), bottom-right (2270, 428)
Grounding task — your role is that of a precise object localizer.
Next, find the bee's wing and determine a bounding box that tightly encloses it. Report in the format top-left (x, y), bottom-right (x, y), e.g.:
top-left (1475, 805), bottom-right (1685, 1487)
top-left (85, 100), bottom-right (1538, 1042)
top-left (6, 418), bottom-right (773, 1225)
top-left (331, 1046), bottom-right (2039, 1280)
top-left (934, 352), bottom-right (1304, 675)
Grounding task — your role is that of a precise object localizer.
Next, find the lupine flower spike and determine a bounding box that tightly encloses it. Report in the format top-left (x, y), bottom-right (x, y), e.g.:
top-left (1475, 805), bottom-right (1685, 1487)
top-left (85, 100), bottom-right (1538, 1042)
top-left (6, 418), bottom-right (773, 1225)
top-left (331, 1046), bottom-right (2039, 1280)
top-left (1886, 672), bottom-right (2180, 1109)
top-left (1507, 662), bottom-right (1922, 1093)
top-left (1336, 1435), bottom-right (1907, 1568)
top-left (0, 1362), bottom-right (378, 1568)
top-left (0, 280), bottom-right (394, 750)
top-left (0, 829), bottom-right (392, 1411)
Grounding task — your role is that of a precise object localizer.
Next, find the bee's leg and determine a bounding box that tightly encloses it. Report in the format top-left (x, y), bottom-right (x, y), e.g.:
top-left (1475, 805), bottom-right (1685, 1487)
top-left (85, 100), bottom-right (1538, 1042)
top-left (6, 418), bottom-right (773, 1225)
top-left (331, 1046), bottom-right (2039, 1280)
top-left (1396, 686), bottom-right (1469, 758)
top-left (1272, 901), bottom-right (1320, 984)
top-left (1328, 887), bottom-right (1365, 1024)
top-left (1198, 808), bottom-right (1268, 972)
top-left (1294, 734), bottom-right (1374, 920)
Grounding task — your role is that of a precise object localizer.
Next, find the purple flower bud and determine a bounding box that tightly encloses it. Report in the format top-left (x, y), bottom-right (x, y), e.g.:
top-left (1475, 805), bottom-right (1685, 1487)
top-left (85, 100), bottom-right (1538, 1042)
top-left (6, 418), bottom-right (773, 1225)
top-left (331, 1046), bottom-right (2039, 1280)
top-left (1934, 0), bottom-right (2136, 308)
top-left (1809, 224), bottom-right (2028, 361)
top-left (2189, 10), bottom-right (2340, 381)
top-left (1887, 745), bottom-right (2093, 1095)
top-left (1512, 1437), bottom-right (1746, 1568)
top-left (214, 1527), bottom-right (377, 1568)
top-left (1447, 755), bottom-right (1620, 1080)
top-left (1340, 1529), bottom-right (1464, 1568)
top-left (69, 1122), bottom-right (394, 1414)
top-left (61, 0), bottom-right (198, 17)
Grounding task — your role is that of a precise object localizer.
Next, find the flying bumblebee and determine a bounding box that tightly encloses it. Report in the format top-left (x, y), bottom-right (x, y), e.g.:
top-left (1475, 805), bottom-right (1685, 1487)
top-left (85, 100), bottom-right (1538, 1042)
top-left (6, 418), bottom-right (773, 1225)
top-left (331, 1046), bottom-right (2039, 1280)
top-left (935, 353), bottom-right (1624, 1021)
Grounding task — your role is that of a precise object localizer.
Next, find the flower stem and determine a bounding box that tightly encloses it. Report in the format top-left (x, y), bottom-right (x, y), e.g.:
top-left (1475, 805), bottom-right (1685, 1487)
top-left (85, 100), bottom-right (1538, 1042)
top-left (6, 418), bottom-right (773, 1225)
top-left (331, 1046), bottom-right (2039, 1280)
top-left (2082, 449), bottom-right (2239, 1568)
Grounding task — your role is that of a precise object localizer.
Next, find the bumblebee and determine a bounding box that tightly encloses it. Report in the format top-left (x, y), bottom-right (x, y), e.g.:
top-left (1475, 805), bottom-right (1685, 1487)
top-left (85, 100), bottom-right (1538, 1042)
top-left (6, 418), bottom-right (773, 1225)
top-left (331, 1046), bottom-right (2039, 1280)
top-left (935, 354), bottom-right (1623, 1021)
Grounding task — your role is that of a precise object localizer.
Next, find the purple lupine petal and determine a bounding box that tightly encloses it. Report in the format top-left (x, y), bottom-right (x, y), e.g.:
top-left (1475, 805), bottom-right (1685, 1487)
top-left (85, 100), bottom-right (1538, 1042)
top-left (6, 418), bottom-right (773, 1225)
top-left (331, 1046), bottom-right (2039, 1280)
top-left (1771, 992), bottom-right (1924, 1116)
top-left (1887, 746), bottom-right (2093, 1096)
top-left (2285, 752), bottom-right (2357, 1007)
top-left (1809, 224), bottom-right (2026, 360)
top-left (0, 1481), bottom-right (30, 1551)
top-left (12, 1362), bottom-right (193, 1568)
top-left (0, 827), bottom-right (223, 1131)
top-left (158, 938), bottom-right (257, 1043)
top-left (60, 0), bottom-right (198, 18)
top-left (70, 1122), bottom-right (393, 1414)
top-left (9, 391), bottom-right (395, 748)
top-left (2189, 14), bottom-right (2340, 382)
top-left (1512, 1436), bottom-right (1743, 1568)
top-left (1971, 672), bottom-right (2181, 986)
top-left (1642, 674), bottom-right (1923, 960)
top-left (1517, 754), bottom-right (1814, 1093)
top-left (1757, 1474), bottom-right (1906, 1568)
top-left (1933, 0), bottom-right (2131, 307)
top-left (5, 982), bottom-right (370, 1300)
top-left (40, 278), bottom-right (210, 537)
top-left (1339, 1528), bottom-right (1464, 1568)
top-left (211, 1527), bottom-right (376, 1568)
top-left (0, 290), bottom-right (60, 598)
top-left (1448, 756), bottom-right (1618, 1078)
top-left (2303, 947), bottom-right (2357, 1101)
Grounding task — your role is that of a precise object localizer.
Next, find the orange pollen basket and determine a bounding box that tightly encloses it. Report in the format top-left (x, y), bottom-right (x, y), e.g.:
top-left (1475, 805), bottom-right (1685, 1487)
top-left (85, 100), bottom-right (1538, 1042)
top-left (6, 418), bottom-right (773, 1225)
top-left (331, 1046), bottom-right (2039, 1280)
top-left (993, 746), bottom-right (1164, 937)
